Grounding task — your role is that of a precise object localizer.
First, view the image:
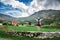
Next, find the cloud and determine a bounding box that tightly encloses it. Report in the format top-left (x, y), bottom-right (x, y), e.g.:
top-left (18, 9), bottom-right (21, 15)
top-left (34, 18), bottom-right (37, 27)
top-left (28, 0), bottom-right (60, 15)
top-left (0, 0), bottom-right (28, 10)
top-left (0, 0), bottom-right (60, 17)
top-left (44, 0), bottom-right (60, 10)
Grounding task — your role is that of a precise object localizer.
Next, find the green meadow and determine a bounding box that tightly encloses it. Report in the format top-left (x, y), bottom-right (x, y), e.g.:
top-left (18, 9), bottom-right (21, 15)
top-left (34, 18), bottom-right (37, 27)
top-left (0, 25), bottom-right (60, 40)
top-left (3, 25), bottom-right (60, 32)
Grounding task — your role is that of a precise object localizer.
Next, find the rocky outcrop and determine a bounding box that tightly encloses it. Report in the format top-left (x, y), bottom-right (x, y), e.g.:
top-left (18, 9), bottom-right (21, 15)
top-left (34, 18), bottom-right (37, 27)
top-left (6, 31), bottom-right (60, 38)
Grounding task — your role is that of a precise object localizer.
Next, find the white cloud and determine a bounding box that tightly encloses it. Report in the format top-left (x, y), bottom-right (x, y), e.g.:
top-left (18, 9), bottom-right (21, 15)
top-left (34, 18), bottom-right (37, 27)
top-left (0, 0), bottom-right (28, 10)
top-left (4, 10), bottom-right (29, 18)
top-left (27, 0), bottom-right (46, 15)
top-left (5, 10), bottom-right (22, 17)
top-left (0, 0), bottom-right (60, 17)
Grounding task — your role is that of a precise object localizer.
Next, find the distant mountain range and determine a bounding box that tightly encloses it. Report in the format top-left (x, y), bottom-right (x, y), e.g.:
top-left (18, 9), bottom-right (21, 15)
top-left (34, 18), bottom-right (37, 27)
top-left (0, 13), bottom-right (16, 21)
top-left (0, 10), bottom-right (60, 22)
top-left (18, 10), bottom-right (60, 22)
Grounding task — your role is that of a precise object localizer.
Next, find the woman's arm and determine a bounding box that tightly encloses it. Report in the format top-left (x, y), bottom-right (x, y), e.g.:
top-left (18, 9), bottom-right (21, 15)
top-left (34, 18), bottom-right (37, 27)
top-left (40, 19), bottom-right (43, 25)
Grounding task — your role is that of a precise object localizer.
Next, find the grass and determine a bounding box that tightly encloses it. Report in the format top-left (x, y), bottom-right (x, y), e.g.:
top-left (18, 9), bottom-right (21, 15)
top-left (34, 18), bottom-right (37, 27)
top-left (0, 25), bottom-right (60, 40)
top-left (3, 25), bottom-right (60, 32)
top-left (0, 30), bottom-right (60, 40)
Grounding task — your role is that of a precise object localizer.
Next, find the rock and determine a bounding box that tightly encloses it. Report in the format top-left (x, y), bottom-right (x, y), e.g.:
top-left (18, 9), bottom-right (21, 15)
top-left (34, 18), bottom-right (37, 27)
top-left (6, 31), bottom-right (60, 38)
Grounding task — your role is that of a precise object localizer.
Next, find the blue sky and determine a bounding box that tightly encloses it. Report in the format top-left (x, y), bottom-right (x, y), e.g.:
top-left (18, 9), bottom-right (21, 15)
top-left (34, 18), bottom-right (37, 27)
top-left (0, 0), bottom-right (32, 17)
top-left (0, 0), bottom-right (60, 18)
top-left (17, 0), bottom-right (33, 5)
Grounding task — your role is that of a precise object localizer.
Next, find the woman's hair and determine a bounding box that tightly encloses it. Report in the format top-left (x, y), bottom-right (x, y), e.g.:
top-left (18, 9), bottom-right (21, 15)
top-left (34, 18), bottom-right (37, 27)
top-left (38, 19), bottom-right (40, 20)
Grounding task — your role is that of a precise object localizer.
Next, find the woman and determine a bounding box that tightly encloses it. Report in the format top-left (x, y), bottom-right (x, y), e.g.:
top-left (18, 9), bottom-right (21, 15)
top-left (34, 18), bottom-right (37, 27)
top-left (33, 17), bottom-right (43, 31)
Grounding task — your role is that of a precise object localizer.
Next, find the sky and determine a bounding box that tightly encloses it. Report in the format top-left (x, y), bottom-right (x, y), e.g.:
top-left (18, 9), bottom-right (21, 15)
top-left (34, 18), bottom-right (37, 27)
top-left (0, 0), bottom-right (60, 18)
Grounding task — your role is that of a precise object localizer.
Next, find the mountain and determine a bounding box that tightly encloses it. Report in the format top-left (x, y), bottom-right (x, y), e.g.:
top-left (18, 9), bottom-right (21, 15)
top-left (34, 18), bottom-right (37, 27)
top-left (0, 10), bottom-right (60, 22)
top-left (0, 13), bottom-right (16, 21)
top-left (17, 10), bottom-right (60, 22)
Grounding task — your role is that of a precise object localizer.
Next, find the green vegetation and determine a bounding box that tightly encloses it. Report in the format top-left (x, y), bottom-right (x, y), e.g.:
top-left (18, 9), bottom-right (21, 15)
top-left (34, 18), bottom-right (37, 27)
top-left (0, 30), bottom-right (60, 40)
top-left (2, 25), bottom-right (60, 32)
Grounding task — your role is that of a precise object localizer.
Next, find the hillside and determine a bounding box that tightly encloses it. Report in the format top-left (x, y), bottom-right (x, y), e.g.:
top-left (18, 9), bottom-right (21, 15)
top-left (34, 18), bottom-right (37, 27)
top-left (17, 10), bottom-right (60, 22)
top-left (0, 10), bottom-right (60, 22)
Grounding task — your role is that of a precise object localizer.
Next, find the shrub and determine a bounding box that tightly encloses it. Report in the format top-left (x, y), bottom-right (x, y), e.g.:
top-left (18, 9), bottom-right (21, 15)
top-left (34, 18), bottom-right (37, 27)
top-left (42, 23), bottom-right (60, 28)
top-left (3, 23), bottom-right (8, 25)
top-left (41, 25), bottom-right (52, 28)
top-left (50, 23), bottom-right (60, 28)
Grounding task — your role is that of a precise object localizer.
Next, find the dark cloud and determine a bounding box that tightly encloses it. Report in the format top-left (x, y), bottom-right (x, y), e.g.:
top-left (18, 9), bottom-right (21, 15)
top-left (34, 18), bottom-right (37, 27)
top-left (44, 0), bottom-right (60, 8)
top-left (56, 0), bottom-right (60, 3)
